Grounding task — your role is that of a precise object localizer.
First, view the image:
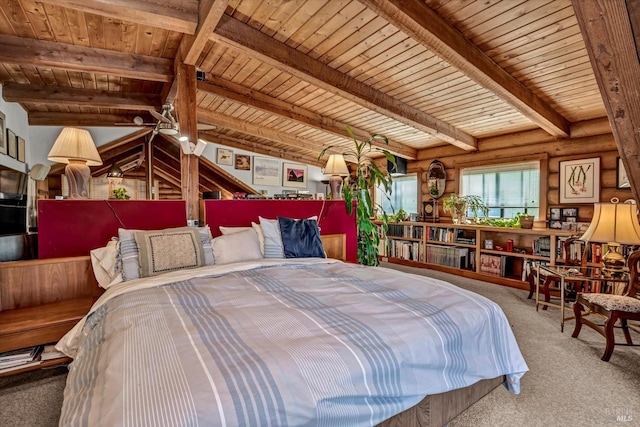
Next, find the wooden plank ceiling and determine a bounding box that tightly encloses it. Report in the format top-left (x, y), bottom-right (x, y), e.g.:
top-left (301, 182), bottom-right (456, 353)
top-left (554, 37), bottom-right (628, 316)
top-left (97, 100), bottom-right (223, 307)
top-left (0, 0), bottom-right (608, 170)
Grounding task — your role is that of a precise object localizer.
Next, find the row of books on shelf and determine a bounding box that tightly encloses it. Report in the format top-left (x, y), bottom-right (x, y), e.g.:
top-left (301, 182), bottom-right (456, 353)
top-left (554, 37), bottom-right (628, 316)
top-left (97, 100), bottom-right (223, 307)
top-left (387, 224), bottom-right (424, 239)
top-left (386, 239), bottom-right (425, 262)
top-left (555, 237), bottom-right (639, 263)
top-left (532, 236), bottom-right (551, 257)
top-left (0, 344), bottom-right (66, 374)
top-left (427, 227), bottom-right (476, 245)
top-left (425, 244), bottom-right (473, 270)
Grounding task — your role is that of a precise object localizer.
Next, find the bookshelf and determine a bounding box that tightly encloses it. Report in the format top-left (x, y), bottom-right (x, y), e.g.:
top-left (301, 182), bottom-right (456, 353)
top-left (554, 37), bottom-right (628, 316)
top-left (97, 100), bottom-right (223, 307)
top-left (382, 221), bottom-right (576, 289)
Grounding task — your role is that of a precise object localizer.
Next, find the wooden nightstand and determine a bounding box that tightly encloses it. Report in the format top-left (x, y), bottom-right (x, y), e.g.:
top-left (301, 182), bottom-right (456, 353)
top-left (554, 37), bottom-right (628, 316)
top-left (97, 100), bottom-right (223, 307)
top-left (0, 256), bottom-right (102, 376)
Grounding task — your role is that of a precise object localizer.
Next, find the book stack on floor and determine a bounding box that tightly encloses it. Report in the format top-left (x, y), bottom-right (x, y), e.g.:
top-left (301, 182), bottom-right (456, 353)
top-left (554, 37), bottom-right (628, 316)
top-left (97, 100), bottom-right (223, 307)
top-left (0, 345), bottom-right (44, 374)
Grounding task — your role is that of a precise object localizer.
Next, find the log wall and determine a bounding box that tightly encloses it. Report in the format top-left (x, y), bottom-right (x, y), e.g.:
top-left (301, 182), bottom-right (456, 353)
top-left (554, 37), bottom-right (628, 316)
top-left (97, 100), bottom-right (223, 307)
top-left (410, 118), bottom-right (635, 224)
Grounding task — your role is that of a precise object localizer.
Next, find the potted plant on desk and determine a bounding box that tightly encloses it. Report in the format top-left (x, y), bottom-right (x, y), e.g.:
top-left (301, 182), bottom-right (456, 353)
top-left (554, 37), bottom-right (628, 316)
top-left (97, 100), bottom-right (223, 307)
top-left (443, 194), bottom-right (488, 224)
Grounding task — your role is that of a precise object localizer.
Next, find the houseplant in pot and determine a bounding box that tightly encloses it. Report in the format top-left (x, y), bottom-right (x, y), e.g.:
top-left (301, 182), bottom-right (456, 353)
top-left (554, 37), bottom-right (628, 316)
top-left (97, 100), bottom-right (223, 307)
top-left (442, 194), bottom-right (488, 224)
top-left (319, 126), bottom-right (395, 266)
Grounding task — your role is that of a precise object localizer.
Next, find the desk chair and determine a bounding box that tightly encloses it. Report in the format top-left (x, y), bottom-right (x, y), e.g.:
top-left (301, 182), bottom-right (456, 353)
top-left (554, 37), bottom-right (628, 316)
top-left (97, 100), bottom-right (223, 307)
top-left (572, 250), bottom-right (640, 361)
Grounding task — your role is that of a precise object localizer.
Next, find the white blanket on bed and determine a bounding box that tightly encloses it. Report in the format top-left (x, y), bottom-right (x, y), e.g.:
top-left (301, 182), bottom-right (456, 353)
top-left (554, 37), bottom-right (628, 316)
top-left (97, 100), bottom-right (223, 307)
top-left (58, 259), bottom-right (528, 426)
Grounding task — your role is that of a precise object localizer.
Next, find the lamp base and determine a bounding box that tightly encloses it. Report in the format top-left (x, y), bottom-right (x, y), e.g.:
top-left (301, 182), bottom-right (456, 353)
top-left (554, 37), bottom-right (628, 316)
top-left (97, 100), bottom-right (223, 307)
top-left (329, 175), bottom-right (344, 200)
top-left (602, 242), bottom-right (625, 277)
top-left (65, 160), bottom-right (91, 199)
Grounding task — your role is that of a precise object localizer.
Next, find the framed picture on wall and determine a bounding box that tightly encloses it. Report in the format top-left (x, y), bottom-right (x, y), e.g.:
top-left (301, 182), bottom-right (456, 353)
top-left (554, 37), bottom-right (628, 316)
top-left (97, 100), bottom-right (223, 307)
top-left (235, 154), bottom-right (251, 170)
top-left (559, 157), bottom-right (600, 203)
top-left (282, 162), bottom-right (307, 188)
top-left (253, 157), bottom-right (280, 186)
top-left (617, 157), bottom-right (630, 189)
top-left (7, 128), bottom-right (16, 159)
top-left (0, 111), bottom-right (6, 155)
top-left (217, 148), bottom-right (233, 165)
top-left (17, 136), bottom-right (25, 162)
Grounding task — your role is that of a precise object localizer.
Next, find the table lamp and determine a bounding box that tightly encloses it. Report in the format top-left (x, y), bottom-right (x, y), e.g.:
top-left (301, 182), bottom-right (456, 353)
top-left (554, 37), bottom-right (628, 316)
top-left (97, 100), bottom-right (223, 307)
top-left (47, 127), bottom-right (102, 199)
top-left (323, 154), bottom-right (349, 200)
top-left (579, 198), bottom-right (640, 276)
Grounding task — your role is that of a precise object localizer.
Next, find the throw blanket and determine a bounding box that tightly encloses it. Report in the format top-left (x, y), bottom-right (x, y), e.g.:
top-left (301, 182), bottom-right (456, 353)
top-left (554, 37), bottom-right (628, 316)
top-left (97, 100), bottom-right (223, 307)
top-left (58, 259), bottom-right (528, 426)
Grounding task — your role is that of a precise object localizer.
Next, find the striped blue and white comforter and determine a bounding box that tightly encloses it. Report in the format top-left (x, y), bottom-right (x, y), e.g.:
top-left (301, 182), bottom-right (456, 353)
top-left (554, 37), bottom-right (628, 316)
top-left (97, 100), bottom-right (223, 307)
top-left (57, 258), bottom-right (528, 426)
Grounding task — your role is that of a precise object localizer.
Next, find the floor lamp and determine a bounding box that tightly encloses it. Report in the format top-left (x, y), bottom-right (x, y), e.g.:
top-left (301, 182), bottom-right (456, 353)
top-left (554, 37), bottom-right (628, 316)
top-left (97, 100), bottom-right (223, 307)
top-left (47, 127), bottom-right (102, 199)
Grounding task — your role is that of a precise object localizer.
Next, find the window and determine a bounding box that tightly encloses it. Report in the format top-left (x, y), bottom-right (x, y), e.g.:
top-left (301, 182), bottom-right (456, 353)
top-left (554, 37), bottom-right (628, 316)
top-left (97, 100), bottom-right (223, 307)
top-left (376, 174), bottom-right (418, 215)
top-left (460, 161), bottom-right (540, 219)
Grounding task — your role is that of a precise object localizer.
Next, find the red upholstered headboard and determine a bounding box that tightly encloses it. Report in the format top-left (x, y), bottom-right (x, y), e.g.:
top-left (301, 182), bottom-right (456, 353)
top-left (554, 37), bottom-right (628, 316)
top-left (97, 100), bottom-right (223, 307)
top-left (38, 200), bottom-right (188, 258)
top-left (202, 200), bottom-right (357, 263)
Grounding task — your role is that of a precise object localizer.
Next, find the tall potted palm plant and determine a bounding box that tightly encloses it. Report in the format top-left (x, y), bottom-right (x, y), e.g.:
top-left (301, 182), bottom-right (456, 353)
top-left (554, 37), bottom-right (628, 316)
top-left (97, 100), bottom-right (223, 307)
top-left (319, 126), bottom-right (395, 266)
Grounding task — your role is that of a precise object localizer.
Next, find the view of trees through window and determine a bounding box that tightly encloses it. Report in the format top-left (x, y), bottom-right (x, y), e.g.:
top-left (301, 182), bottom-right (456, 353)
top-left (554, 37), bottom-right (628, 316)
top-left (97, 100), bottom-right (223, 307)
top-left (376, 174), bottom-right (418, 217)
top-left (460, 161), bottom-right (540, 219)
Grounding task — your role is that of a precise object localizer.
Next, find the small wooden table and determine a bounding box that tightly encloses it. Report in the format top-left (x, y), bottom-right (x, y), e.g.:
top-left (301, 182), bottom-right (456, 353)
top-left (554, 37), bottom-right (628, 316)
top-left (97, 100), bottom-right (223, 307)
top-left (536, 264), bottom-right (629, 332)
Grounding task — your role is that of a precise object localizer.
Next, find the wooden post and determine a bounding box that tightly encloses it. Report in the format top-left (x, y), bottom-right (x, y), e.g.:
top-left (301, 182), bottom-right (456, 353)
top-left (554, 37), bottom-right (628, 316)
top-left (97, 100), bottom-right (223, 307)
top-left (572, 0), bottom-right (640, 203)
top-left (175, 61), bottom-right (200, 222)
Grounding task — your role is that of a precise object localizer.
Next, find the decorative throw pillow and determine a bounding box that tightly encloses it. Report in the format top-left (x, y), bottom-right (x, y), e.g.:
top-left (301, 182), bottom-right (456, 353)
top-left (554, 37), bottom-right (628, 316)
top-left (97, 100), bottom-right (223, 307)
top-left (117, 225), bottom-right (214, 281)
top-left (135, 228), bottom-right (204, 277)
top-left (211, 228), bottom-right (262, 264)
top-left (277, 217), bottom-right (326, 258)
top-left (251, 222), bottom-right (265, 255)
top-left (219, 226), bottom-right (252, 235)
top-left (259, 217), bottom-right (285, 258)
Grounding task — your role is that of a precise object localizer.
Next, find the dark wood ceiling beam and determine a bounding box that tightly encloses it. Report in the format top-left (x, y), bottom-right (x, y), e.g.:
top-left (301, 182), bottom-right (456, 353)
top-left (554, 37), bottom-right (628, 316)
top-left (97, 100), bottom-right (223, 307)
top-left (2, 83), bottom-right (162, 110)
top-left (362, 0), bottom-right (570, 138)
top-left (572, 0), bottom-right (640, 201)
top-left (197, 107), bottom-right (339, 159)
top-left (180, 0), bottom-right (229, 65)
top-left (198, 130), bottom-right (324, 167)
top-left (210, 14), bottom-right (477, 151)
top-left (0, 34), bottom-right (173, 82)
top-left (196, 79), bottom-right (417, 160)
top-left (27, 112), bottom-right (156, 127)
top-left (37, 0), bottom-right (198, 35)
top-left (93, 151), bottom-right (143, 176)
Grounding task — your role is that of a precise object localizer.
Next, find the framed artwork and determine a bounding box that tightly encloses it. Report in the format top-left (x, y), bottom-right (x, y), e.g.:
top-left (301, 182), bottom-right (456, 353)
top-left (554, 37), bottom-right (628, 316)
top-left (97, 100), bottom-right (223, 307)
top-left (7, 128), bottom-right (16, 159)
top-left (549, 220), bottom-right (562, 229)
top-left (282, 162), bottom-right (307, 188)
top-left (549, 207), bottom-right (561, 220)
top-left (17, 136), bottom-right (25, 162)
top-left (216, 148), bottom-right (233, 166)
top-left (0, 111), bottom-right (6, 155)
top-left (559, 157), bottom-right (600, 203)
top-left (235, 154), bottom-right (251, 170)
top-left (617, 157), bottom-right (630, 189)
top-left (561, 207), bottom-right (578, 217)
top-left (253, 157), bottom-right (280, 186)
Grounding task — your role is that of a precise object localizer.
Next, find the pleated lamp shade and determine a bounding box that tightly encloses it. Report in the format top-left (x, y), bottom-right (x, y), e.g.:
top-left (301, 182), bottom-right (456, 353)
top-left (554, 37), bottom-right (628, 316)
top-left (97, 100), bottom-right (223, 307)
top-left (47, 127), bottom-right (102, 166)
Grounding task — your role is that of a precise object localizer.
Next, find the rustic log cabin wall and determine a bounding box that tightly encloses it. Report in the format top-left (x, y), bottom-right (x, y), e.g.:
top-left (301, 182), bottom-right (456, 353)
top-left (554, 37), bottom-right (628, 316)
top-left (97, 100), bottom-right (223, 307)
top-left (411, 118), bottom-right (633, 224)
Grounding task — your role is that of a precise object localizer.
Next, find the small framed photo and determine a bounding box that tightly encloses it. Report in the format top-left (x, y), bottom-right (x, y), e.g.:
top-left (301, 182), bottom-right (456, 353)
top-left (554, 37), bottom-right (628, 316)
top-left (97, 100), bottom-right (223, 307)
top-left (561, 207), bottom-right (578, 218)
top-left (550, 220), bottom-right (562, 229)
top-left (564, 217), bottom-right (577, 223)
top-left (282, 162), bottom-right (307, 188)
top-left (6, 128), bottom-right (16, 158)
top-left (550, 207), bottom-right (561, 220)
top-left (617, 157), bottom-right (630, 189)
top-left (484, 239), bottom-right (494, 250)
top-left (17, 136), bottom-right (25, 162)
top-left (234, 154), bottom-right (251, 170)
top-left (0, 111), bottom-right (6, 155)
top-left (217, 148), bottom-right (233, 166)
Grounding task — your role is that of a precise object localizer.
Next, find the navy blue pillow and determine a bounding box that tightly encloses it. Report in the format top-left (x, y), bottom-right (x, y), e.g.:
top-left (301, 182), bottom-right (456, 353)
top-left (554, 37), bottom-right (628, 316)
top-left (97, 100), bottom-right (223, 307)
top-left (277, 217), bottom-right (326, 258)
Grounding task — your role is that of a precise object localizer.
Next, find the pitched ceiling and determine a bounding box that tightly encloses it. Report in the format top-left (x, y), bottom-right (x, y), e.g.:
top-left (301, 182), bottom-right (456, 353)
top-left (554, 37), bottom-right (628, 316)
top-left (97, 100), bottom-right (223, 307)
top-left (0, 0), bottom-right (607, 167)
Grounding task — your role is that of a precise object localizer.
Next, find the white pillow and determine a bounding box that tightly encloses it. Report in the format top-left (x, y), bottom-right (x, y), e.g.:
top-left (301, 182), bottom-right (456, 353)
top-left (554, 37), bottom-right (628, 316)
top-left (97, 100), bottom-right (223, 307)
top-left (251, 222), bottom-right (265, 255)
top-left (90, 239), bottom-right (123, 289)
top-left (211, 229), bottom-right (263, 264)
top-left (219, 226), bottom-right (252, 235)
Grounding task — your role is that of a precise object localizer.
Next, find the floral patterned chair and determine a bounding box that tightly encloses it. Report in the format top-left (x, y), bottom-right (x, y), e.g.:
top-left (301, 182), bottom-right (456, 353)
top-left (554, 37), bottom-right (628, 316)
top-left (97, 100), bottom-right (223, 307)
top-left (572, 250), bottom-right (640, 361)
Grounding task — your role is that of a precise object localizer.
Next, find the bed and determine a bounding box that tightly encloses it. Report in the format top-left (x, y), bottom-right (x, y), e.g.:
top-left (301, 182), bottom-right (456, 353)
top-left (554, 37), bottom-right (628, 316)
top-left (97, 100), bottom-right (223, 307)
top-left (57, 259), bottom-right (526, 426)
top-left (55, 213), bottom-right (528, 426)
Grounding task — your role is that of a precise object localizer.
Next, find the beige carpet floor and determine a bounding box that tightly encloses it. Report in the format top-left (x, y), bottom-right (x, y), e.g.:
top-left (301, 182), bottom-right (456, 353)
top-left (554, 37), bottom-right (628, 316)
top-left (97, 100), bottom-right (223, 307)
top-left (1, 263), bottom-right (639, 427)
